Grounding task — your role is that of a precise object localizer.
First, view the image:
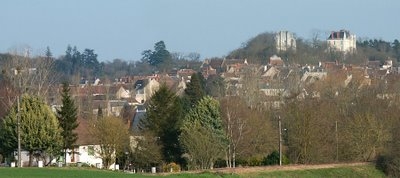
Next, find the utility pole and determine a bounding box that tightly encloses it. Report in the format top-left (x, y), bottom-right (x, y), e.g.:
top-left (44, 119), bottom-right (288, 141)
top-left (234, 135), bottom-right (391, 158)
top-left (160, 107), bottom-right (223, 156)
top-left (279, 116), bottom-right (282, 166)
top-left (16, 69), bottom-right (22, 168)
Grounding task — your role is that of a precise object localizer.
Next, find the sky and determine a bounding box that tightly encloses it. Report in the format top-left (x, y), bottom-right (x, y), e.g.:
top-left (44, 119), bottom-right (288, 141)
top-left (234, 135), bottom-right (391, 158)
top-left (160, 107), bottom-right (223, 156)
top-left (1, 0), bottom-right (399, 62)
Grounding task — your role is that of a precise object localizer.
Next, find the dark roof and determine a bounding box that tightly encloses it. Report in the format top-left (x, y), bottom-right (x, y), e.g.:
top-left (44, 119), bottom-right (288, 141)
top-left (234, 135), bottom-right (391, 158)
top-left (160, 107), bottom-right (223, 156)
top-left (328, 30), bottom-right (351, 40)
top-left (209, 59), bottom-right (223, 69)
top-left (134, 80), bottom-right (146, 90)
top-left (131, 104), bottom-right (146, 132)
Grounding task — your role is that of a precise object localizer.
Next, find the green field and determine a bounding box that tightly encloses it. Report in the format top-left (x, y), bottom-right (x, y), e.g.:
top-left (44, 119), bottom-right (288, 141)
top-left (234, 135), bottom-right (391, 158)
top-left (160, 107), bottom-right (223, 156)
top-left (0, 168), bottom-right (238, 178)
top-left (0, 165), bottom-right (385, 178)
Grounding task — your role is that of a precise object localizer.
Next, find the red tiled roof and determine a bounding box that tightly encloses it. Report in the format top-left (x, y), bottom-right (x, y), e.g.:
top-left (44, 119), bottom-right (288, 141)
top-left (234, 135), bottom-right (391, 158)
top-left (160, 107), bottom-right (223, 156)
top-left (75, 117), bottom-right (95, 145)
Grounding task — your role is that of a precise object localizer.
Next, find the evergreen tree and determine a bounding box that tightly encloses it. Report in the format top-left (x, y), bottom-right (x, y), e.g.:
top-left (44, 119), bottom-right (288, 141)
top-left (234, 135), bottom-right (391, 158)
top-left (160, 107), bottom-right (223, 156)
top-left (141, 41), bottom-right (172, 72)
top-left (56, 82), bottom-right (79, 164)
top-left (139, 84), bottom-right (184, 164)
top-left (179, 96), bottom-right (227, 169)
top-left (0, 94), bottom-right (63, 166)
top-left (45, 46), bottom-right (52, 59)
top-left (205, 74), bottom-right (226, 98)
top-left (184, 72), bottom-right (206, 109)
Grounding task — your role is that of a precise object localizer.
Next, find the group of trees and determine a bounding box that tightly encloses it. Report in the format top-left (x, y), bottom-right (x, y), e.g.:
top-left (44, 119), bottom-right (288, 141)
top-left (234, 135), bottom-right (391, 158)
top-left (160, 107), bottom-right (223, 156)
top-left (0, 52), bottom-right (129, 169)
top-left (141, 41), bottom-right (172, 73)
top-left (53, 46), bottom-right (103, 83)
top-left (136, 72), bottom-right (226, 169)
top-left (134, 71), bottom-right (277, 170)
top-left (0, 81), bottom-right (79, 166)
top-left (50, 41), bottom-right (202, 84)
top-left (0, 94), bottom-right (62, 166)
top-left (277, 72), bottom-right (400, 176)
top-left (357, 39), bottom-right (400, 63)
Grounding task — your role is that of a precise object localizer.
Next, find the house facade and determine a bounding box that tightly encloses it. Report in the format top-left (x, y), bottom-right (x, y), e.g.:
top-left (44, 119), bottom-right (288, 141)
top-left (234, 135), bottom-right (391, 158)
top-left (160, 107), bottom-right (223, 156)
top-left (327, 29), bottom-right (356, 53)
top-left (134, 77), bottom-right (160, 103)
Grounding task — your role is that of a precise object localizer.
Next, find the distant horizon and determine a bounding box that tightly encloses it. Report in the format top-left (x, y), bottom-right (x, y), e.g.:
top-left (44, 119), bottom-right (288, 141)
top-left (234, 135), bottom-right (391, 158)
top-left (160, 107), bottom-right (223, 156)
top-left (1, 0), bottom-right (398, 62)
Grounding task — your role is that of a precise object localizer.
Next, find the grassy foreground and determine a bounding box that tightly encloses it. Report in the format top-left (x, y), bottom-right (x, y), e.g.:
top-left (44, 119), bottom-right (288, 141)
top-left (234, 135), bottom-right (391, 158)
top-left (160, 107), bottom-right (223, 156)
top-left (0, 167), bottom-right (237, 178)
top-left (237, 164), bottom-right (386, 178)
top-left (0, 164), bottom-right (385, 178)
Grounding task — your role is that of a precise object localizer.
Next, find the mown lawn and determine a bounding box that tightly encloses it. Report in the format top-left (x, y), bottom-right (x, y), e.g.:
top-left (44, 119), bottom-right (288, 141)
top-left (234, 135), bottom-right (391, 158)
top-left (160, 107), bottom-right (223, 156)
top-left (0, 168), bottom-right (238, 178)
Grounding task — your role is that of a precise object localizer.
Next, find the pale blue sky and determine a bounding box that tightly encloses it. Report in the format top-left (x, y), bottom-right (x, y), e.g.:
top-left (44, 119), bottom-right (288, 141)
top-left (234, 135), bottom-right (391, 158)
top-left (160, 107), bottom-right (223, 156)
top-left (1, 0), bottom-right (399, 61)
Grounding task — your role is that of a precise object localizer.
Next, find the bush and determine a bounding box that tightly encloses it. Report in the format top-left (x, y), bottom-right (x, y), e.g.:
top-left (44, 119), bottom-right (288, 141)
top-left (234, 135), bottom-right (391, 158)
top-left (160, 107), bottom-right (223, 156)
top-left (235, 158), bottom-right (248, 167)
top-left (263, 151), bottom-right (279, 165)
top-left (247, 156), bottom-right (263, 166)
top-left (162, 162), bottom-right (181, 172)
top-left (214, 158), bottom-right (226, 168)
top-left (262, 150), bottom-right (290, 166)
top-left (376, 155), bottom-right (400, 177)
top-left (68, 163), bottom-right (78, 167)
top-left (375, 155), bottom-right (388, 173)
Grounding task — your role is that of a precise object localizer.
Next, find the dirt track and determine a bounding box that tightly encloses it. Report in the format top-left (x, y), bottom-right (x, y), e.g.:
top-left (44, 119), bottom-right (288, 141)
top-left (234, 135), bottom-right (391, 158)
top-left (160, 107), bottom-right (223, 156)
top-left (211, 162), bottom-right (370, 174)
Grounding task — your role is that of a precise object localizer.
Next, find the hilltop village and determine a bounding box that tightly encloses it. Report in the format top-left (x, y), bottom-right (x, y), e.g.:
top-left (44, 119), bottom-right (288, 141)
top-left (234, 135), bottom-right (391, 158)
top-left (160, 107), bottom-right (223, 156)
top-left (1, 30), bottom-right (400, 173)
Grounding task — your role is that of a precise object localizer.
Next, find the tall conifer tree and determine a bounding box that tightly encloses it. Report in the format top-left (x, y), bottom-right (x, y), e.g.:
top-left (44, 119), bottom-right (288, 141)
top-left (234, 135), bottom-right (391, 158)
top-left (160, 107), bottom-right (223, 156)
top-left (184, 72), bottom-right (206, 109)
top-left (139, 84), bottom-right (184, 164)
top-left (57, 82), bottom-right (79, 164)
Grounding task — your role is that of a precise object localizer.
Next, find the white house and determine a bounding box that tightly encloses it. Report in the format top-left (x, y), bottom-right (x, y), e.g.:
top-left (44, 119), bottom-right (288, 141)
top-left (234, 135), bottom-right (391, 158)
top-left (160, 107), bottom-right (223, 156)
top-left (327, 30), bottom-right (356, 53)
top-left (65, 145), bottom-right (104, 168)
top-left (134, 77), bottom-right (160, 103)
top-left (116, 86), bottom-right (131, 99)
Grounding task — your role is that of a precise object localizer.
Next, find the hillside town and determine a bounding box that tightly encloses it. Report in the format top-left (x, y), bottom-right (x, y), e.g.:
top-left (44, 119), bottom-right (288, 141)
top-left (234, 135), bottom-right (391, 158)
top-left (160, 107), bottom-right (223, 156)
top-left (21, 30), bottom-right (399, 168)
top-left (1, 29), bottom-right (400, 176)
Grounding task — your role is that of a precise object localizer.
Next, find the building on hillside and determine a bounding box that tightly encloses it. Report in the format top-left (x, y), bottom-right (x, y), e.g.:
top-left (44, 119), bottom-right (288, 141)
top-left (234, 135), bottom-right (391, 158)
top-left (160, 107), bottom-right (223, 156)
top-left (130, 104), bottom-right (146, 132)
top-left (269, 55), bottom-right (285, 67)
top-left (133, 77), bottom-right (160, 103)
top-left (201, 58), bottom-right (223, 78)
top-left (116, 86), bottom-right (131, 99)
top-left (327, 29), bottom-right (356, 53)
top-left (176, 69), bottom-right (197, 83)
top-left (275, 31), bottom-right (296, 52)
top-left (222, 58), bottom-right (248, 74)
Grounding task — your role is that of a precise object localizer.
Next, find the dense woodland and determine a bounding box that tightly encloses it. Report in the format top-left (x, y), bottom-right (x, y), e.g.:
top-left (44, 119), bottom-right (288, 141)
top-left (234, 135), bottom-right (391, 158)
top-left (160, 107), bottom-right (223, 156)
top-left (1, 32), bottom-right (400, 176)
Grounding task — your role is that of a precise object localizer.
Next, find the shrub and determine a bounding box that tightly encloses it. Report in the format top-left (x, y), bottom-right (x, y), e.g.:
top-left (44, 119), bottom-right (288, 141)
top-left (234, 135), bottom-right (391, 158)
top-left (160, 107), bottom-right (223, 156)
top-left (247, 156), bottom-right (263, 166)
top-left (162, 162), bottom-right (181, 172)
top-left (262, 150), bottom-right (290, 166)
top-left (235, 158), bottom-right (248, 167)
top-left (376, 155), bottom-right (400, 177)
top-left (214, 158), bottom-right (226, 168)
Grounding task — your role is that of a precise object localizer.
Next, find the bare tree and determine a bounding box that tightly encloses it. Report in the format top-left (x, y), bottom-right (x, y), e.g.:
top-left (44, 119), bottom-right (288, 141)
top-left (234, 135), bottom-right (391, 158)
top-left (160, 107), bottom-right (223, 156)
top-left (220, 96), bottom-right (245, 168)
top-left (89, 116), bottom-right (130, 169)
top-left (2, 49), bottom-right (57, 102)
